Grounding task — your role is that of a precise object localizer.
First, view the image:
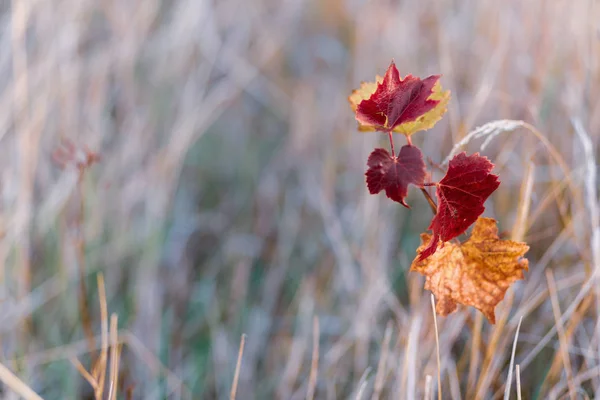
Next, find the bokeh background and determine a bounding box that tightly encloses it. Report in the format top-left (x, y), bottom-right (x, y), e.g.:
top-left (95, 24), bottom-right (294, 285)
top-left (0, 0), bottom-right (599, 398)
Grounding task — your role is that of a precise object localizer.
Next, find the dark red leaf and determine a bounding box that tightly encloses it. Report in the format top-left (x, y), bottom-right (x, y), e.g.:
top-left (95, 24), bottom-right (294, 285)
top-left (356, 61), bottom-right (441, 132)
top-left (418, 152), bottom-right (500, 260)
top-left (365, 145), bottom-right (426, 208)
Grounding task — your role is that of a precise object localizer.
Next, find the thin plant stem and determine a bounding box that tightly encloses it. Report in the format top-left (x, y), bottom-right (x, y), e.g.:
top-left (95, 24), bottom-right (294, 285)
top-left (387, 130), bottom-right (395, 157)
top-left (421, 188), bottom-right (437, 215)
top-left (75, 173), bottom-right (96, 359)
top-left (0, 361), bottom-right (44, 400)
top-left (230, 334), bottom-right (246, 400)
top-left (431, 295), bottom-right (442, 400)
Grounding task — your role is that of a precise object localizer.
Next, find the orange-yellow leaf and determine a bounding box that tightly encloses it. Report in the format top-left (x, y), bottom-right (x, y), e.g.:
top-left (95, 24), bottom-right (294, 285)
top-left (348, 68), bottom-right (450, 136)
top-left (410, 217), bottom-right (529, 323)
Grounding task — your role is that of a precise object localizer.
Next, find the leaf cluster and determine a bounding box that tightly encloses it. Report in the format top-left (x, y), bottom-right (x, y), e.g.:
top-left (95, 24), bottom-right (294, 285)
top-left (349, 61), bottom-right (529, 323)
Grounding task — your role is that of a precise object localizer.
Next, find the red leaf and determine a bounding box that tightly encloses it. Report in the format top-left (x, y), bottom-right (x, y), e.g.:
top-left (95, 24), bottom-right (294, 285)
top-left (365, 145), bottom-right (426, 208)
top-left (356, 61), bottom-right (441, 132)
top-left (418, 152), bottom-right (500, 260)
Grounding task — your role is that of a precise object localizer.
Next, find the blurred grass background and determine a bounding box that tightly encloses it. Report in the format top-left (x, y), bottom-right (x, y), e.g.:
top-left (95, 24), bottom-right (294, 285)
top-left (0, 0), bottom-right (599, 398)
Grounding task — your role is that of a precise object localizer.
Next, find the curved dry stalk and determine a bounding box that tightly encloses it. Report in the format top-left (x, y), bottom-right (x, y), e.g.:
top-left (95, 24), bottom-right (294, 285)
top-left (444, 120), bottom-right (583, 215)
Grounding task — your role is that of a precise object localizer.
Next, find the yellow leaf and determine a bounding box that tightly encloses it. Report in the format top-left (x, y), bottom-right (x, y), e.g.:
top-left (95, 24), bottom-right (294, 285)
top-left (410, 217), bottom-right (529, 323)
top-left (347, 77), bottom-right (381, 132)
top-left (348, 76), bottom-right (450, 136)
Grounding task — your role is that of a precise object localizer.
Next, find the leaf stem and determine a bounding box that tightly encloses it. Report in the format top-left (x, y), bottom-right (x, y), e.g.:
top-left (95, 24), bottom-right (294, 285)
top-left (387, 130), bottom-right (395, 157)
top-left (406, 135), bottom-right (412, 146)
top-left (420, 187), bottom-right (437, 215)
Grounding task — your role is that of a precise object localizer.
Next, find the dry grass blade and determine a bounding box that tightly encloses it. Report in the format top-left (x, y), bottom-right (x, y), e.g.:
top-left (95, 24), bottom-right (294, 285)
top-left (431, 295), bottom-right (442, 400)
top-left (443, 120), bottom-right (525, 165)
top-left (11, 331), bottom-right (127, 367)
top-left (536, 293), bottom-right (593, 398)
top-left (107, 314), bottom-right (120, 400)
top-left (448, 362), bottom-right (461, 400)
top-left (475, 291), bottom-right (515, 399)
top-left (516, 365), bottom-right (522, 400)
top-left (572, 118), bottom-right (600, 269)
top-left (74, 176), bottom-right (95, 360)
top-left (546, 270), bottom-right (576, 400)
top-left (402, 317), bottom-right (422, 399)
top-left (354, 367), bottom-right (372, 400)
top-left (11, 0), bottom-right (36, 332)
top-left (504, 316), bottom-right (523, 400)
top-left (124, 332), bottom-right (190, 397)
top-left (70, 357), bottom-right (97, 391)
top-left (70, 273), bottom-right (109, 400)
top-left (371, 321), bottom-right (393, 400)
top-left (548, 366), bottom-right (600, 398)
top-left (572, 118), bottom-right (600, 374)
top-left (277, 289), bottom-right (314, 398)
top-left (467, 313), bottom-right (483, 398)
top-left (444, 120), bottom-right (582, 215)
top-left (512, 162), bottom-right (535, 242)
top-left (94, 273), bottom-right (109, 400)
top-left (230, 333), bottom-right (247, 400)
top-left (424, 374), bottom-right (432, 400)
top-left (519, 271), bottom-right (597, 370)
top-left (0, 361), bottom-right (44, 400)
top-left (306, 316), bottom-right (319, 400)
